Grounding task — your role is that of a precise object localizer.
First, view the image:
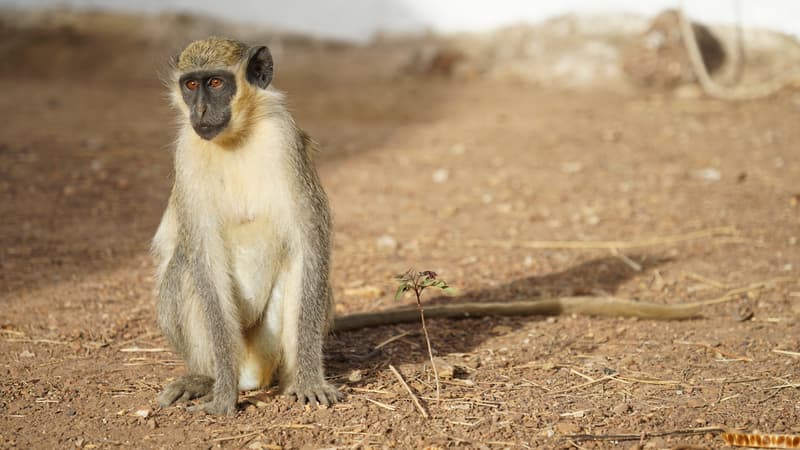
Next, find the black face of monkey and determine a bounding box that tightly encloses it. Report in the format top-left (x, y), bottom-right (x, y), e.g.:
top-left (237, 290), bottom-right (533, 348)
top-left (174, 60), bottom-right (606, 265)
top-left (179, 71), bottom-right (236, 140)
top-left (178, 46), bottom-right (274, 141)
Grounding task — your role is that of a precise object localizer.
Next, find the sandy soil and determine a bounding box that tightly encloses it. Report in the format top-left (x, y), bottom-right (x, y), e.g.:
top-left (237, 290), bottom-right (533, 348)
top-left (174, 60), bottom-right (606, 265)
top-left (1, 12), bottom-right (799, 449)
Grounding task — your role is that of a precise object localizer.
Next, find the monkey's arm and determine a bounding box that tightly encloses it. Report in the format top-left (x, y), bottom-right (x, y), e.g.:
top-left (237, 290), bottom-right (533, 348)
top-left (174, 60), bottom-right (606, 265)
top-left (332, 297), bottom-right (702, 332)
top-left (183, 215), bottom-right (242, 415)
top-left (184, 242), bottom-right (240, 413)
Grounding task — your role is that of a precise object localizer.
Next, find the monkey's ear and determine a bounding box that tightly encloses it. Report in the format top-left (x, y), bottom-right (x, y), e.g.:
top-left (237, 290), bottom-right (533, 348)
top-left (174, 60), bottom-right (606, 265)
top-left (246, 46), bottom-right (274, 89)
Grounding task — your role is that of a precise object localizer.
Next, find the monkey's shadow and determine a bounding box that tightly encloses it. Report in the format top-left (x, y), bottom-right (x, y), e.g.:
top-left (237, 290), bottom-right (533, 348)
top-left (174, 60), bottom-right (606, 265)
top-left (325, 254), bottom-right (668, 380)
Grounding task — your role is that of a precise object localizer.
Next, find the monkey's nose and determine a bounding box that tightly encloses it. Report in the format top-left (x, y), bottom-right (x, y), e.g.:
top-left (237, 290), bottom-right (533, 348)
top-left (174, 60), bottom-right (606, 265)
top-left (197, 104), bottom-right (208, 118)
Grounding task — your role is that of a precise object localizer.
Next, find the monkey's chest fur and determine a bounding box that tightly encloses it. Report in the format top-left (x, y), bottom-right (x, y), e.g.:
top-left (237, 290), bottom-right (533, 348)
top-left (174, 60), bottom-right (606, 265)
top-left (175, 126), bottom-right (303, 389)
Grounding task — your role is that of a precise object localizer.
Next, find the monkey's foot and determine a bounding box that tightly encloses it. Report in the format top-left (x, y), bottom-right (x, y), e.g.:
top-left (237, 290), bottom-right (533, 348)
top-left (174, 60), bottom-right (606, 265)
top-left (158, 374), bottom-right (214, 407)
top-left (285, 380), bottom-right (342, 408)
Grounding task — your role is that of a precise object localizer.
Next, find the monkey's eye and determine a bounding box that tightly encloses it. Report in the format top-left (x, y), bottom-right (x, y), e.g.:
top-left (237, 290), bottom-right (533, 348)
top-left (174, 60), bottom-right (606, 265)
top-left (208, 78), bottom-right (223, 88)
top-left (185, 80), bottom-right (199, 91)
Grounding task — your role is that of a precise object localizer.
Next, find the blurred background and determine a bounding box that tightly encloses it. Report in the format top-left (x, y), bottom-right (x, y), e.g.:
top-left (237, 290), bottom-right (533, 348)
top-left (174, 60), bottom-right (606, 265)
top-left (3, 0), bottom-right (800, 41)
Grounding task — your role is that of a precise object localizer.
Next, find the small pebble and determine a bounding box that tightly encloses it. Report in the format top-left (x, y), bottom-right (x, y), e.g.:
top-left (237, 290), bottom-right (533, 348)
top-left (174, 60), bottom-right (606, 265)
top-left (375, 234), bottom-right (397, 250)
top-left (432, 168), bottom-right (449, 183)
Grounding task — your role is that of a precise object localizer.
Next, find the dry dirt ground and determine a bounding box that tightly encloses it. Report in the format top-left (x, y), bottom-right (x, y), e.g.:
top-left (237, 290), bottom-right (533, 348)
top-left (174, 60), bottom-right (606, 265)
top-left (1, 12), bottom-right (799, 450)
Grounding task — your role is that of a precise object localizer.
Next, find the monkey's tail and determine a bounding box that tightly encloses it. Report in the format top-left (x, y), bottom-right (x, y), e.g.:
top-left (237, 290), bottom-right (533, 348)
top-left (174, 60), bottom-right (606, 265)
top-left (332, 297), bottom-right (702, 332)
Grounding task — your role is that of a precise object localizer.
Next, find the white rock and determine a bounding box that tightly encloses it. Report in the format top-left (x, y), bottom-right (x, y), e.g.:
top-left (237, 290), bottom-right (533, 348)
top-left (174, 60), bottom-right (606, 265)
top-left (376, 234), bottom-right (398, 250)
top-left (692, 168), bottom-right (721, 181)
top-left (432, 168), bottom-right (449, 183)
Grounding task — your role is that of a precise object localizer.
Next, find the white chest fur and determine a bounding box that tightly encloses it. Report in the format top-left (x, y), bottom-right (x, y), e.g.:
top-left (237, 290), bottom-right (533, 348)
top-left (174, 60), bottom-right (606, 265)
top-left (175, 116), bottom-right (299, 324)
top-left (177, 118), bottom-right (296, 229)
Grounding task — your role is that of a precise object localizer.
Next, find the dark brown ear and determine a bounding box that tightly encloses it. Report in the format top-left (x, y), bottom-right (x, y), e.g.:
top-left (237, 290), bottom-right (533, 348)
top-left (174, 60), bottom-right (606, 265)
top-left (246, 46), bottom-right (273, 89)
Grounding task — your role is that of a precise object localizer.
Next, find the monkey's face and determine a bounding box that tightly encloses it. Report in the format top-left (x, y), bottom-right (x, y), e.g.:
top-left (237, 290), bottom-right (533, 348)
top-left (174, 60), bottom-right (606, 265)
top-left (174, 40), bottom-right (274, 143)
top-left (179, 71), bottom-right (237, 140)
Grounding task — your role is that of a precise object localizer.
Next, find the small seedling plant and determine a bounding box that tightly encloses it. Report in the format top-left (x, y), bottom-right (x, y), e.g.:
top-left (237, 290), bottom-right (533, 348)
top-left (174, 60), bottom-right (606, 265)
top-left (395, 270), bottom-right (455, 400)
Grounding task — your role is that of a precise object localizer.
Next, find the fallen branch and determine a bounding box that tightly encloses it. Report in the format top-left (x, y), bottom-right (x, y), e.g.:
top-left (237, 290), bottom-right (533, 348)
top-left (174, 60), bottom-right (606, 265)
top-left (568, 426), bottom-right (725, 442)
top-left (334, 296), bottom-right (703, 331)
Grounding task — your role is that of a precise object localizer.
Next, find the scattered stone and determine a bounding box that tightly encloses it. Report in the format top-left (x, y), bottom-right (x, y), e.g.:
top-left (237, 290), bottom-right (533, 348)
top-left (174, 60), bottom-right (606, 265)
top-left (554, 421), bottom-right (581, 434)
top-left (523, 255), bottom-right (534, 267)
top-left (432, 168), bottom-right (449, 183)
top-left (491, 325), bottom-right (512, 335)
top-left (691, 168), bottom-right (721, 181)
top-left (347, 369), bottom-right (363, 383)
top-left (431, 358), bottom-right (454, 380)
top-left (612, 403), bottom-right (631, 415)
top-left (376, 234), bottom-right (398, 250)
top-left (734, 304), bottom-right (754, 322)
top-left (245, 393), bottom-right (271, 408)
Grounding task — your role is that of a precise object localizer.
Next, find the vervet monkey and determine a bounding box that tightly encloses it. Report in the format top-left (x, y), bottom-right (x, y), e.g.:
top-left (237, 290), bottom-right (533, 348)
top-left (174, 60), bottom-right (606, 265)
top-left (154, 37), bottom-right (702, 416)
top-left (153, 37), bottom-right (337, 415)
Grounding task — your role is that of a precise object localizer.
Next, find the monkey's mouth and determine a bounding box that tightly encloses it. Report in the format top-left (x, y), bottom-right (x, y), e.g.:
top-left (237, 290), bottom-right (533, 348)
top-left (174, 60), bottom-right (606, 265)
top-left (193, 123), bottom-right (225, 140)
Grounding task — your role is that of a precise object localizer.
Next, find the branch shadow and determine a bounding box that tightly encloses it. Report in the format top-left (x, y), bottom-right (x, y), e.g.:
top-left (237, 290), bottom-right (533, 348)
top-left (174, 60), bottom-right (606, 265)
top-left (326, 254), bottom-right (670, 377)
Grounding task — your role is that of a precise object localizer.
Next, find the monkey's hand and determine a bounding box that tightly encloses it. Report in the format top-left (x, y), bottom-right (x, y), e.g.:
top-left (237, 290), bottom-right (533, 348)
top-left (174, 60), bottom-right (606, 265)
top-left (186, 380), bottom-right (238, 416)
top-left (187, 397), bottom-right (237, 415)
top-left (159, 374), bottom-right (237, 415)
top-left (158, 374), bottom-right (214, 406)
top-left (285, 379), bottom-right (341, 408)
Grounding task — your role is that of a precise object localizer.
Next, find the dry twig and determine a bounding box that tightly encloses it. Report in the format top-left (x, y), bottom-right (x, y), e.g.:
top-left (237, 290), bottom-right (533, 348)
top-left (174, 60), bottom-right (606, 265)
top-left (388, 364), bottom-right (429, 419)
top-left (359, 396), bottom-right (396, 411)
top-left (675, 340), bottom-right (752, 361)
top-left (569, 426), bottom-right (725, 442)
top-left (119, 347), bottom-right (169, 353)
top-left (374, 331), bottom-right (413, 349)
top-left (773, 349), bottom-right (800, 358)
top-left (5, 338), bottom-right (69, 345)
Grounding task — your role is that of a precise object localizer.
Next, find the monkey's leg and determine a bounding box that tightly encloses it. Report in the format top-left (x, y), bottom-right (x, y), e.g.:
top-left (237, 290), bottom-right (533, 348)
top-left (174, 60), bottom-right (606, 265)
top-left (279, 256), bottom-right (340, 407)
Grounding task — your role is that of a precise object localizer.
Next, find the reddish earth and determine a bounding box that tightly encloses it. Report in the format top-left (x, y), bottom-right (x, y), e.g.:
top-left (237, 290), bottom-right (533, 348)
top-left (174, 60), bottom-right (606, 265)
top-left (1, 13), bottom-right (799, 449)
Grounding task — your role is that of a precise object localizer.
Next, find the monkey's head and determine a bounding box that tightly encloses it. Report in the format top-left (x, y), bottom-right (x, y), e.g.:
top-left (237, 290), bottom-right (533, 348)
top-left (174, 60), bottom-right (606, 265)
top-left (171, 37), bottom-right (274, 145)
